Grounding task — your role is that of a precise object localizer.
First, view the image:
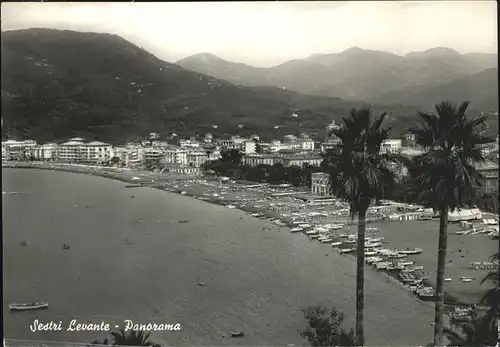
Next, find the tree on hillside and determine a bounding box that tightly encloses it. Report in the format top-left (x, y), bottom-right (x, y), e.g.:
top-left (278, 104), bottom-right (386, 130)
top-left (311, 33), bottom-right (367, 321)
top-left (323, 107), bottom-right (399, 346)
top-left (407, 101), bottom-right (494, 346)
top-left (298, 305), bottom-right (356, 347)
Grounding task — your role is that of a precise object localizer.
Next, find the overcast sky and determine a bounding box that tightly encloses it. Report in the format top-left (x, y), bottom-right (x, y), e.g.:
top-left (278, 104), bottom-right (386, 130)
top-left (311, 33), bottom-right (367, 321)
top-left (1, 1), bottom-right (497, 67)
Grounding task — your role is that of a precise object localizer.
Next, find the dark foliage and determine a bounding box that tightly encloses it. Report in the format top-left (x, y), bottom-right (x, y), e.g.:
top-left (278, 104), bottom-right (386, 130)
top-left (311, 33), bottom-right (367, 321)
top-left (298, 305), bottom-right (356, 347)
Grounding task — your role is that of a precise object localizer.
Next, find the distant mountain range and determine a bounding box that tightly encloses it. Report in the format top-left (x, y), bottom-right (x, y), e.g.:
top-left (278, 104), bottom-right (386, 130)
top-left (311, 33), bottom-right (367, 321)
top-left (177, 47), bottom-right (498, 110)
top-left (2, 28), bottom-right (432, 144)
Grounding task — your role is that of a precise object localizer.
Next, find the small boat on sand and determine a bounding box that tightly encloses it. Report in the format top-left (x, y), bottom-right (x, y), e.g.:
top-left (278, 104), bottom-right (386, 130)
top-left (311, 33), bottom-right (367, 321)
top-left (9, 302), bottom-right (49, 311)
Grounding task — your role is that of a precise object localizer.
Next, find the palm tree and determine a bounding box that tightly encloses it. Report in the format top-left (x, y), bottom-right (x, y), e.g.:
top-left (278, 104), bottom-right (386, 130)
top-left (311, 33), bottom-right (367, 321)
top-left (110, 329), bottom-right (156, 346)
top-left (324, 107), bottom-right (399, 345)
top-left (444, 310), bottom-right (499, 346)
top-left (480, 251), bottom-right (499, 333)
top-left (407, 101), bottom-right (494, 345)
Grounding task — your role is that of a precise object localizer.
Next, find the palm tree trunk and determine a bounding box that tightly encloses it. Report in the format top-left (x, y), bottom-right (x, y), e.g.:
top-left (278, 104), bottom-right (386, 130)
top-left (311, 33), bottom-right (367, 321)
top-left (433, 208), bottom-right (449, 346)
top-left (356, 208), bottom-right (367, 346)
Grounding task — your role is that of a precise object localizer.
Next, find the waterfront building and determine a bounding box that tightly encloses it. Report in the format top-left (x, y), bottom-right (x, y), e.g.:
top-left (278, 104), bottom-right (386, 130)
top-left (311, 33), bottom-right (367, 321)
top-left (33, 143), bottom-right (58, 160)
top-left (164, 164), bottom-right (201, 175)
top-left (475, 161), bottom-right (499, 194)
top-left (311, 172), bottom-right (331, 196)
top-left (57, 139), bottom-right (113, 163)
top-left (2, 140), bottom-right (38, 160)
top-left (144, 147), bottom-right (164, 162)
top-left (187, 151), bottom-right (210, 168)
top-left (124, 144), bottom-right (145, 167)
top-left (381, 139), bottom-right (402, 154)
top-left (57, 139), bottom-right (84, 162)
top-left (164, 146), bottom-right (188, 165)
top-left (243, 153), bottom-right (323, 167)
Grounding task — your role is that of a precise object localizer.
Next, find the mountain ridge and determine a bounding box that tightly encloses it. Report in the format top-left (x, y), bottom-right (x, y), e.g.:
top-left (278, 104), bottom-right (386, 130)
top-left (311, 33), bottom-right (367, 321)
top-left (2, 28), bottom-right (437, 144)
top-left (176, 47), bottom-right (497, 102)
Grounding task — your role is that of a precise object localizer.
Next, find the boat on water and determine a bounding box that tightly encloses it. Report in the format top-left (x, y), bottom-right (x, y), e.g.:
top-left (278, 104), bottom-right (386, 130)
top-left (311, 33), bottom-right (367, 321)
top-left (9, 302), bottom-right (49, 311)
top-left (230, 331), bottom-right (244, 337)
top-left (343, 239), bottom-right (356, 244)
top-left (290, 227), bottom-right (303, 233)
top-left (305, 230), bottom-right (317, 235)
top-left (401, 265), bottom-right (424, 272)
top-left (399, 248), bottom-right (423, 255)
top-left (320, 238), bottom-right (333, 244)
top-left (366, 227), bottom-right (380, 233)
top-left (398, 261), bottom-right (415, 267)
top-left (310, 235), bottom-right (320, 240)
top-left (365, 251), bottom-right (377, 256)
top-left (339, 248), bottom-right (356, 254)
top-left (331, 241), bottom-right (343, 247)
top-left (460, 277), bottom-right (474, 283)
top-left (330, 224), bottom-right (345, 230)
top-left (444, 278), bottom-right (452, 282)
top-left (339, 233), bottom-right (350, 238)
top-left (366, 256), bottom-right (384, 264)
top-left (365, 241), bottom-right (382, 248)
top-left (376, 261), bottom-right (392, 270)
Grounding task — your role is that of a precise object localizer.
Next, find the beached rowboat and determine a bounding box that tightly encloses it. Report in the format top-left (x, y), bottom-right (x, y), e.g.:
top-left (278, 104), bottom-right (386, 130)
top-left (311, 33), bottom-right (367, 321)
top-left (9, 302), bottom-right (49, 311)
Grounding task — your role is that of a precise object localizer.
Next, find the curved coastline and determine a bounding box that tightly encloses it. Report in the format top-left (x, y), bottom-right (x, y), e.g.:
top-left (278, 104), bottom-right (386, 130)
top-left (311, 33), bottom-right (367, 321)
top-left (3, 162), bottom-right (491, 307)
top-left (3, 162), bottom-right (493, 308)
top-left (2, 163), bottom-right (438, 346)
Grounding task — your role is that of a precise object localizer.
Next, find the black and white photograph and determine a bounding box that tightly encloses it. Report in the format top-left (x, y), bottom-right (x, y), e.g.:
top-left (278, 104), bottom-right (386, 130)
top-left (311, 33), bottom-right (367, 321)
top-left (1, 1), bottom-right (499, 346)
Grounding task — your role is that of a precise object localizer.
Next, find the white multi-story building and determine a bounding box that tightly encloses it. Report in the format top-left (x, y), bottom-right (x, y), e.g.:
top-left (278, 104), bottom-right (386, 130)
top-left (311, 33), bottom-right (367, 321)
top-left (2, 140), bottom-right (38, 160)
top-left (57, 139), bottom-right (84, 162)
top-left (187, 151), bottom-right (209, 167)
top-left (125, 144), bottom-right (145, 166)
top-left (33, 143), bottom-right (58, 160)
top-left (243, 141), bottom-right (256, 154)
top-left (381, 139), bottom-right (402, 154)
top-left (144, 147), bottom-right (164, 162)
top-left (311, 172), bottom-right (331, 196)
top-left (300, 139), bottom-right (315, 151)
top-left (57, 138), bottom-right (113, 163)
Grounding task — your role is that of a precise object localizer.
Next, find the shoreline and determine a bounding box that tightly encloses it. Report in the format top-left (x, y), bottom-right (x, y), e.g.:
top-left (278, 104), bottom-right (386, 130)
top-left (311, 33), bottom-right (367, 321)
top-left (2, 162), bottom-right (487, 307)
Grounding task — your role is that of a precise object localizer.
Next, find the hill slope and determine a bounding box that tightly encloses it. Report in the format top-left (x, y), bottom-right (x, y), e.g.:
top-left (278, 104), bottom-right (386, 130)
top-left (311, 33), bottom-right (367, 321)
top-left (1, 29), bottom-right (424, 144)
top-left (369, 68), bottom-right (499, 111)
top-left (176, 47), bottom-right (497, 100)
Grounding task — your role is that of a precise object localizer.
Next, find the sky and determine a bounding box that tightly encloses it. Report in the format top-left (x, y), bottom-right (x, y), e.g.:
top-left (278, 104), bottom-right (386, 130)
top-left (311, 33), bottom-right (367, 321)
top-left (1, 1), bottom-right (497, 67)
